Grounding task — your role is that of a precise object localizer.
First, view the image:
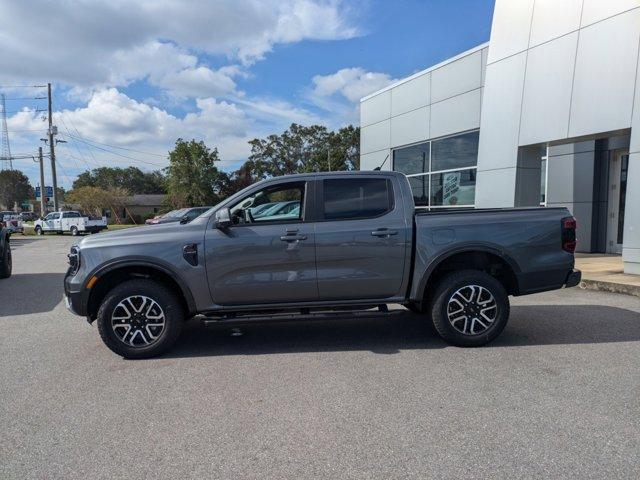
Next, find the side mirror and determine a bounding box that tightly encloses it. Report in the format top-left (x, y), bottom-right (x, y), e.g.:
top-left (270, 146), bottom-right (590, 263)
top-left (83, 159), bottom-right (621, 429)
top-left (179, 215), bottom-right (190, 225)
top-left (215, 208), bottom-right (232, 229)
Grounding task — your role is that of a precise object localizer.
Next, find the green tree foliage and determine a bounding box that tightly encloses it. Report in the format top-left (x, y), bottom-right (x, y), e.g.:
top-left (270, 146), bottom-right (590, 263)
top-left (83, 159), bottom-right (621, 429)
top-left (72, 166), bottom-right (166, 194)
top-left (246, 123), bottom-right (360, 178)
top-left (66, 186), bottom-right (128, 217)
top-left (0, 170), bottom-right (33, 210)
top-left (165, 139), bottom-right (229, 208)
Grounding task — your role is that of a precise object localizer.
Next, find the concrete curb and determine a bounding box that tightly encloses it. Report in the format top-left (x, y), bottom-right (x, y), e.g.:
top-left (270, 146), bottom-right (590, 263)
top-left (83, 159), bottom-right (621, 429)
top-left (580, 279), bottom-right (640, 298)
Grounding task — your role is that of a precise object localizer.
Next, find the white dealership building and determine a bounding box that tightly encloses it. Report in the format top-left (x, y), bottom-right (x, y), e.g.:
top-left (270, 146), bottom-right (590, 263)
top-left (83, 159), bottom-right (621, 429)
top-left (360, 0), bottom-right (640, 274)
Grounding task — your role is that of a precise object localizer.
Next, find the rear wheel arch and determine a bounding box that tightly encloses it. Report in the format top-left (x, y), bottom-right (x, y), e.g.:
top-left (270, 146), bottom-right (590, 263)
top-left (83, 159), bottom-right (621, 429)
top-left (419, 247), bottom-right (521, 305)
top-left (86, 262), bottom-right (196, 321)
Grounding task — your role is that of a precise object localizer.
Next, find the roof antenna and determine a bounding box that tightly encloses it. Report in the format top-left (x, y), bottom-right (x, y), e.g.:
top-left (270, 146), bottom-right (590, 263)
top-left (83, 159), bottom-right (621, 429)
top-left (373, 153), bottom-right (389, 171)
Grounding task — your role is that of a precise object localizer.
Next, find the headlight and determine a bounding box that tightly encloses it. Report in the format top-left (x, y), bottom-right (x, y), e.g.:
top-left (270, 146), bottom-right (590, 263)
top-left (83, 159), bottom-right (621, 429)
top-left (67, 246), bottom-right (80, 274)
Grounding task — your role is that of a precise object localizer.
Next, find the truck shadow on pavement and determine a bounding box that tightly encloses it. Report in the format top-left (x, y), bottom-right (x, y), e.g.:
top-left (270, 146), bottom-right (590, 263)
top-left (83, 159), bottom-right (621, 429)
top-left (0, 273), bottom-right (65, 316)
top-left (163, 304), bottom-right (640, 358)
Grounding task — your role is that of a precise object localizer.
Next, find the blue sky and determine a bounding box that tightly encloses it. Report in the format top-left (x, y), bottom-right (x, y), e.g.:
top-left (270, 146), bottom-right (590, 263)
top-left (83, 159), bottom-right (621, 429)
top-left (1, 0), bottom-right (495, 189)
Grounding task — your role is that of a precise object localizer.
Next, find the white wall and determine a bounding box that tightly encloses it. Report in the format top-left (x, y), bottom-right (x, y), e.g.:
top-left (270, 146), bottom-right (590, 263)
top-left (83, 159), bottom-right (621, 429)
top-left (360, 44), bottom-right (488, 170)
top-left (476, 0), bottom-right (640, 273)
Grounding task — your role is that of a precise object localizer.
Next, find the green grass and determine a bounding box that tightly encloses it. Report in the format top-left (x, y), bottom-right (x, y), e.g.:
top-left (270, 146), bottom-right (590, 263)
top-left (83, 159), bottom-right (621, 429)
top-left (105, 224), bottom-right (139, 230)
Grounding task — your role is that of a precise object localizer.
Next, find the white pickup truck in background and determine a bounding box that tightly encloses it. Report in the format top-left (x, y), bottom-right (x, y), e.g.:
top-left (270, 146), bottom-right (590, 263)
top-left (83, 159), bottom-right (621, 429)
top-left (34, 211), bottom-right (108, 236)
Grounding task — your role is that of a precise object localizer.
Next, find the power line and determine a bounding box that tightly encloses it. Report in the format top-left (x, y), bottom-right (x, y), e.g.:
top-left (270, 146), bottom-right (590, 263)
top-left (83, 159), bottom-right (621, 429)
top-left (59, 133), bottom-right (167, 167)
top-left (0, 84), bottom-right (47, 88)
top-left (63, 132), bottom-right (168, 158)
top-left (3, 97), bottom-right (47, 101)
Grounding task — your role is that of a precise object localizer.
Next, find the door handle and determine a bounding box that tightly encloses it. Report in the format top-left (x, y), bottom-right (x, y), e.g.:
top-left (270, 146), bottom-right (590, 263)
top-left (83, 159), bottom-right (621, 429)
top-left (371, 228), bottom-right (398, 237)
top-left (280, 234), bottom-right (308, 242)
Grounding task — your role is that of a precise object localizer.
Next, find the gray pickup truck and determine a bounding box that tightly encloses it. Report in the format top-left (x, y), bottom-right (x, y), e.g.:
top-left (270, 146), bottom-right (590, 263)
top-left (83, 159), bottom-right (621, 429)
top-left (64, 171), bottom-right (581, 358)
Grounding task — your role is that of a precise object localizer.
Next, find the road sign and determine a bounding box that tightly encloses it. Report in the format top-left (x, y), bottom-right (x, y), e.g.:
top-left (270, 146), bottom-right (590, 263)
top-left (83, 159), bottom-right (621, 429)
top-left (35, 186), bottom-right (54, 200)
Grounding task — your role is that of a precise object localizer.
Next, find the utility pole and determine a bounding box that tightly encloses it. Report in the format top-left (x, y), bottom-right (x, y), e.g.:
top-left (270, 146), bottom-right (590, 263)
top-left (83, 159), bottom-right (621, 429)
top-left (38, 147), bottom-right (46, 216)
top-left (47, 83), bottom-right (59, 211)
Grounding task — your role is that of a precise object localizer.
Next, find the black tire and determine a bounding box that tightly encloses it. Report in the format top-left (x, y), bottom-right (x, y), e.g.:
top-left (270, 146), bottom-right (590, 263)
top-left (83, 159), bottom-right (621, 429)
top-left (429, 270), bottom-right (509, 347)
top-left (0, 240), bottom-right (11, 279)
top-left (70, 226), bottom-right (79, 236)
top-left (96, 279), bottom-right (184, 359)
top-left (35, 226), bottom-right (43, 235)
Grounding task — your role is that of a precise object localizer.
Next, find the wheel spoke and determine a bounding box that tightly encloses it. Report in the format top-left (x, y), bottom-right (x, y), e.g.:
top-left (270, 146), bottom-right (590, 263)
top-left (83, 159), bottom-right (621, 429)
top-left (112, 295), bottom-right (165, 348)
top-left (447, 284), bottom-right (498, 336)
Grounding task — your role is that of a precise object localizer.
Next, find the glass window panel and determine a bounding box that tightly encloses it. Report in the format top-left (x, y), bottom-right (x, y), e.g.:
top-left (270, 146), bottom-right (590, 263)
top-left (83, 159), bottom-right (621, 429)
top-left (431, 131), bottom-right (479, 172)
top-left (430, 169), bottom-right (476, 206)
top-left (393, 142), bottom-right (429, 175)
top-left (323, 178), bottom-right (393, 220)
top-left (408, 175), bottom-right (429, 207)
top-left (230, 182), bottom-right (304, 224)
top-left (540, 158), bottom-right (547, 205)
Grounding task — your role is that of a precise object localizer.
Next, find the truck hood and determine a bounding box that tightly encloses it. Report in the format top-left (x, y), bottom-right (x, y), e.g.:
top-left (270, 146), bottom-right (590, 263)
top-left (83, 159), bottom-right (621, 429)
top-left (77, 221), bottom-right (204, 249)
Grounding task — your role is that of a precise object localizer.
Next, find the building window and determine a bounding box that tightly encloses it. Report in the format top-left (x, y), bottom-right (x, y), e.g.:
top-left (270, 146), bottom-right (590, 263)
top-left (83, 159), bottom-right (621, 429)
top-left (392, 130), bottom-right (479, 208)
top-left (540, 145), bottom-right (549, 206)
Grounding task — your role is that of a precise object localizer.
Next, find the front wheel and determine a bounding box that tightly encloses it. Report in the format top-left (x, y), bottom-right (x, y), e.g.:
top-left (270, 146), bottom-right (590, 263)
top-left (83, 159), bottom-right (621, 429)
top-left (96, 279), bottom-right (184, 359)
top-left (429, 270), bottom-right (510, 347)
top-left (35, 226), bottom-right (43, 235)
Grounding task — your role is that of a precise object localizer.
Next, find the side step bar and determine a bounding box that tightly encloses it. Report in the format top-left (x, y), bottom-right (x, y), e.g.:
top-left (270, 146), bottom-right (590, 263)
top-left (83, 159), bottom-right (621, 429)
top-left (200, 305), bottom-right (402, 327)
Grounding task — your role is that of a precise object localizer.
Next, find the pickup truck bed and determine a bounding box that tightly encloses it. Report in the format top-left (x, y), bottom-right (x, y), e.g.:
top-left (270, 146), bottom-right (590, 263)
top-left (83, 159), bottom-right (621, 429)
top-left (64, 171), bottom-right (580, 358)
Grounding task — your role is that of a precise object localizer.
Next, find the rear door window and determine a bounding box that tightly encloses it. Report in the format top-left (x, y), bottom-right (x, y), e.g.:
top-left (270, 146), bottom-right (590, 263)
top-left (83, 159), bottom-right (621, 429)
top-left (322, 178), bottom-right (394, 221)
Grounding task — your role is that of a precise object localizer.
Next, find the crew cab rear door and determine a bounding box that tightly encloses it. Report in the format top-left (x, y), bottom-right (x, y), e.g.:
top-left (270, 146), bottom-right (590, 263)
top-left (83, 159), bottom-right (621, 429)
top-left (314, 175), bottom-right (410, 300)
top-left (204, 178), bottom-right (318, 306)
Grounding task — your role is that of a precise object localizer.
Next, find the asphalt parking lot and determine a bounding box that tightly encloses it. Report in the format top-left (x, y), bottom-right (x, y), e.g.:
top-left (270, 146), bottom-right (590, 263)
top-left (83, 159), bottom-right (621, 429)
top-left (1, 235), bottom-right (639, 479)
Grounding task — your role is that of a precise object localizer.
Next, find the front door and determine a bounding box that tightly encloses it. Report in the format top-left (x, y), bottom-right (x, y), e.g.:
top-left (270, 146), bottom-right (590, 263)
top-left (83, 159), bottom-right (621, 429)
top-left (607, 151), bottom-right (629, 254)
top-left (204, 179), bottom-right (318, 306)
top-left (314, 176), bottom-right (410, 300)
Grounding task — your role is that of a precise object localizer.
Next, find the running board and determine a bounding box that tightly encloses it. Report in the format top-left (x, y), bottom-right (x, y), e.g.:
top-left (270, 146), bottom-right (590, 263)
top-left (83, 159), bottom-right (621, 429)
top-left (199, 305), bottom-right (402, 327)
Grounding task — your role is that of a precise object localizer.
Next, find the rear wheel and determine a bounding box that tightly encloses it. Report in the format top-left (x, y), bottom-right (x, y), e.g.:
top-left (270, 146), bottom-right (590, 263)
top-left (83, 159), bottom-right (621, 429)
top-left (429, 270), bottom-right (509, 347)
top-left (70, 226), bottom-right (79, 236)
top-left (0, 241), bottom-right (11, 278)
top-left (96, 279), bottom-right (184, 359)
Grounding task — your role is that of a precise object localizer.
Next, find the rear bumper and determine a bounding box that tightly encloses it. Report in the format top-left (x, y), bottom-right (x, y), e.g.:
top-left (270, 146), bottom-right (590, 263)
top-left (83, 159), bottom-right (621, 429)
top-left (82, 225), bottom-right (107, 233)
top-left (564, 269), bottom-right (582, 288)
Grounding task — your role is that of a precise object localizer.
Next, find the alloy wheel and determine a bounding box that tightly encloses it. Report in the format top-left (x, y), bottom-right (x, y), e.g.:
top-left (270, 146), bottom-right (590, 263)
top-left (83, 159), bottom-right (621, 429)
top-left (446, 285), bottom-right (498, 336)
top-left (111, 295), bottom-right (166, 347)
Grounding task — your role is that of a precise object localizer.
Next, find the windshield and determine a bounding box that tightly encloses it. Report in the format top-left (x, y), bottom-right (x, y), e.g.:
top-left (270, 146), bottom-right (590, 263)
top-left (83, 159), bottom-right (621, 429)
top-left (166, 208), bottom-right (189, 218)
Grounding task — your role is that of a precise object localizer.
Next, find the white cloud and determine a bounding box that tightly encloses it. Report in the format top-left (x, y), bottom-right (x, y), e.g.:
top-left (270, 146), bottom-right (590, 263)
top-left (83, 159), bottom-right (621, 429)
top-left (0, 0), bottom-right (359, 88)
top-left (312, 67), bottom-right (397, 103)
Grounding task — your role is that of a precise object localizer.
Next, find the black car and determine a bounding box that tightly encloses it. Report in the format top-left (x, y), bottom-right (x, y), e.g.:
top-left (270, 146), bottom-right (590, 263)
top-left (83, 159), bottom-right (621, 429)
top-left (0, 221), bottom-right (11, 279)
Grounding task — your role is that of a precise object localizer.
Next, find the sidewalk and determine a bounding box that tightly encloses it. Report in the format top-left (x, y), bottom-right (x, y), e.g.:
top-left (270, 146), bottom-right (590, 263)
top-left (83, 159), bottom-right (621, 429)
top-left (575, 254), bottom-right (640, 297)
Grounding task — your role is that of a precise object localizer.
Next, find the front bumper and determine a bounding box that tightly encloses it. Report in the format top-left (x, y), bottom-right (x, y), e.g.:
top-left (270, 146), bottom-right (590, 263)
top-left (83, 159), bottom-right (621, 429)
top-left (64, 270), bottom-right (89, 317)
top-left (564, 269), bottom-right (582, 288)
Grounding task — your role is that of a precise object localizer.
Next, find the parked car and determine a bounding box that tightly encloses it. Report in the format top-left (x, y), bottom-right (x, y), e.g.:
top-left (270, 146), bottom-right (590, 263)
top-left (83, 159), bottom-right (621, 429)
top-left (64, 171), bottom-right (580, 358)
top-left (0, 221), bottom-right (11, 278)
top-left (146, 207), bottom-right (210, 225)
top-left (0, 211), bottom-right (23, 234)
top-left (34, 211), bottom-right (108, 236)
top-left (19, 211), bottom-right (39, 222)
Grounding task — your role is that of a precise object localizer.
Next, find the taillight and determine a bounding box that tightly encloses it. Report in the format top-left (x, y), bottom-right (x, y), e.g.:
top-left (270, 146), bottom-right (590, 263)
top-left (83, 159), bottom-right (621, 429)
top-left (562, 217), bottom-right (577, 253)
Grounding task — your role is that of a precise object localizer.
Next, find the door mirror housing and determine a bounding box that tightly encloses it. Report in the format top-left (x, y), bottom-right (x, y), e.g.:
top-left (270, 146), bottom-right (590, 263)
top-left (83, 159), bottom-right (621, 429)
top-left (179, 215), bottom-right (190, 225)
top-left (215, 208), bottom-right (232, 229)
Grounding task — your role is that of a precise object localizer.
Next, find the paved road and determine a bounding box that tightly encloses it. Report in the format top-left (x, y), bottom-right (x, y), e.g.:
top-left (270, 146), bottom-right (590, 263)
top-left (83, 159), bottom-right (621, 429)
top-left (1, 235), bottom-right (639, 479)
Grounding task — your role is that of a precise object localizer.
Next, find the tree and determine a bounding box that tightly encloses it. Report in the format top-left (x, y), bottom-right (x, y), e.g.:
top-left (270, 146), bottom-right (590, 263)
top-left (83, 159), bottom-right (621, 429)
top-left (246, 123), bottom-right (360, 179)
top-left (66, 186), bottom-right (128, 217)
top-left (72, 166), bottom-right (166, 194)
top-left (165, 139), bottom-right (228, 208)
top-left (0, 170), bottom-right (33, 210)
